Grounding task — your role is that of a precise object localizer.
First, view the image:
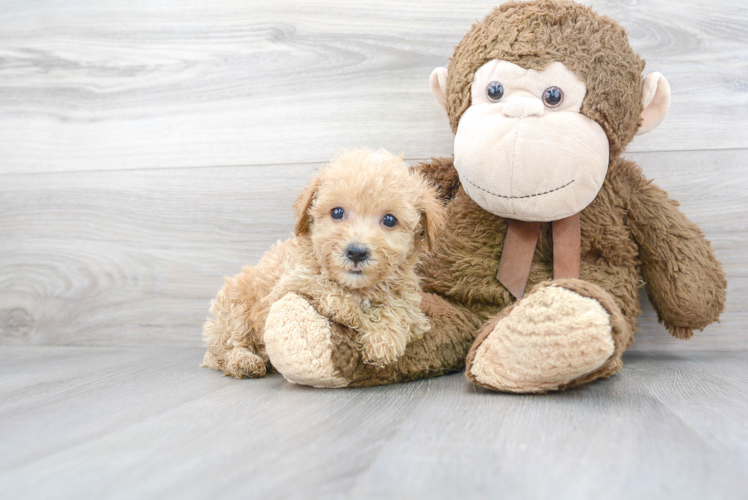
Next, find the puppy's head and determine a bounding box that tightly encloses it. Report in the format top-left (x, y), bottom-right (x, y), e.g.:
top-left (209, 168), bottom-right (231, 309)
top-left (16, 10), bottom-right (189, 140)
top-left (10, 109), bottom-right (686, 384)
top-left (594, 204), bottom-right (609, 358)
top-left (294, 149), bottom-right (446, 289)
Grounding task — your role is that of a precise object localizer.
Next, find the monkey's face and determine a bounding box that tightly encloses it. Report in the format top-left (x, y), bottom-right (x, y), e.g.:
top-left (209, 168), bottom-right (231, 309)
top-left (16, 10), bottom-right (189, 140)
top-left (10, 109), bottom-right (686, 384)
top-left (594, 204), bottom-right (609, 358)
top-left (452, 61), bottom-right (609, 222)
top-left (427, 2), bottom-right (672, 221)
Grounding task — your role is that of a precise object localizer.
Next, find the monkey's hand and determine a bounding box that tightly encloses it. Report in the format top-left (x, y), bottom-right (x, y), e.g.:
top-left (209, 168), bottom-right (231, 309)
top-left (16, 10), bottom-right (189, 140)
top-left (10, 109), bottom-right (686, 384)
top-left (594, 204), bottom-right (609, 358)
top-left (264, 292), bottom-right (349, 388)
top-left (623, 162), bottom-right (727, 338)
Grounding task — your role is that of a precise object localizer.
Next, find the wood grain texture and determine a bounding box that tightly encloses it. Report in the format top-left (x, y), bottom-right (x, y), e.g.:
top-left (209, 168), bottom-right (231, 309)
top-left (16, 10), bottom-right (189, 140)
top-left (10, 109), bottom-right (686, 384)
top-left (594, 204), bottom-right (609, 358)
top-left (0, 0), bottom-right (746, 173)
top-left (0, 346), bottom-right (746, 499)
top-left (1, 2), bottom-right (746, 498)
top-left (1, 149), bottom-right (746, 348)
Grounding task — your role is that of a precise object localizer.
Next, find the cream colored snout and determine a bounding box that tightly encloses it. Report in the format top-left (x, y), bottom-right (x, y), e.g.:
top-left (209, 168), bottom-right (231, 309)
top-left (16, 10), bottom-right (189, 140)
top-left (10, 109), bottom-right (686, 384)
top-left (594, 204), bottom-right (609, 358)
top-left (428, 59), bottom-right (671, 222)
top-left (502, 96), bottom-right (544, 118)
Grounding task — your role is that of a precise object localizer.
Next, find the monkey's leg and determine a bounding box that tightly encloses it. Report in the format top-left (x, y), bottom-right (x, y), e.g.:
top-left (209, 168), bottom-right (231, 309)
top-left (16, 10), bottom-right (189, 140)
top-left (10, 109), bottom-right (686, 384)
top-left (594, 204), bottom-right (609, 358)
top-left (264, 292), bottom-right (492, 388)
top-left (465, 276), bottom-right (636, 393)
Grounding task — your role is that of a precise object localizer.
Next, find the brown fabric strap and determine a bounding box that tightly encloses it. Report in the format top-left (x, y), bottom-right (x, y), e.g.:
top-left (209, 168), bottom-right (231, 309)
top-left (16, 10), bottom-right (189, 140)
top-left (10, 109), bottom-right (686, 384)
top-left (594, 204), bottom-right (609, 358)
top-left (497, 214), bottom-right (581, 300)
top-left (552, 213), bottom-right (581, 280)
top-left (497, 220), bottom-right (541, 299)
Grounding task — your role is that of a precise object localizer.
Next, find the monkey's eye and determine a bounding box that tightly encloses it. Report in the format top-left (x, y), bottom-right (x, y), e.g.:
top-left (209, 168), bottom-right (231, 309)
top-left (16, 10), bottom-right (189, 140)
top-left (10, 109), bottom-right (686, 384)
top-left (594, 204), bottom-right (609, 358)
top-left (381, 214), bottom-right (398, 228)
top-left (542, 86), bottom-right (564, 108)
top-left (486, 81), bottom-right (505, 102)
top-left (331, 207), bottom-right (345, 220)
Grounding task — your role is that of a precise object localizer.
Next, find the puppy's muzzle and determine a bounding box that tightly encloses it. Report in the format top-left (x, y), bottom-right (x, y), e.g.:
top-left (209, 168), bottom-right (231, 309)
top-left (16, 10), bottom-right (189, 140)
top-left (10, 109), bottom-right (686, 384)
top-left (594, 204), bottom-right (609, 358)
top-left (346, 245), bottom-right (369, 265)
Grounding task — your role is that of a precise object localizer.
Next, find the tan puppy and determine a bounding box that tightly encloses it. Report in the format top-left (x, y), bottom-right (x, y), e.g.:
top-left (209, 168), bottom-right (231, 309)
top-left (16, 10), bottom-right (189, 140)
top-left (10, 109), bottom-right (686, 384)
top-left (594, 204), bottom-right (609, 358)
top-left (201, 149), bottom-right (446, 378)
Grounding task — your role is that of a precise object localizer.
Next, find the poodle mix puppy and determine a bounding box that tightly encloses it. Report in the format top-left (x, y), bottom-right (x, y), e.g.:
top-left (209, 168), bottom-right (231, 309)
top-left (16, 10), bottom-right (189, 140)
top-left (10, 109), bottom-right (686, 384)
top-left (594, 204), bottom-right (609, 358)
top-left (201, 149), bottom-right (446, 379)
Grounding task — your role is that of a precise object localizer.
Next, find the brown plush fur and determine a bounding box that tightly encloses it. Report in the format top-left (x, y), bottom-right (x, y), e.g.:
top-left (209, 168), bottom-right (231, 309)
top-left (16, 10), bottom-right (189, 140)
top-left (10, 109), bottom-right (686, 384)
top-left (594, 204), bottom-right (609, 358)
top-left (446, 0), bottom-right (645, 158)
top-left (329, 292), bottom-right (494, 387)
top-left (308, 0), bottom-right (726, 390)
top-left (201, 149), bottom-right (446, 376)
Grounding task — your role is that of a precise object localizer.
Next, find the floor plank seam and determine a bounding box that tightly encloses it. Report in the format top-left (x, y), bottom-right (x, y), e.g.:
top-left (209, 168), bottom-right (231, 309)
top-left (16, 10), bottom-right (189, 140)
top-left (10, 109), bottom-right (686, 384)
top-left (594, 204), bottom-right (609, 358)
top-left (1, 147), bottom-right (745, 178)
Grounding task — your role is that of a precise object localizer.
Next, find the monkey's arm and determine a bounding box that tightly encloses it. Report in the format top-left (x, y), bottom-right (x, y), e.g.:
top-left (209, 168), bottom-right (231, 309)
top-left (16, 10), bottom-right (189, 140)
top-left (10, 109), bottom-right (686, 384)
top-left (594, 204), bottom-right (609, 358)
top-left (621, 160), bottom-right (727, 339)
top-left (334, 293), bottom-right (492, 387)
top-left (411, 157), bottom-right (462, 202)
top-left (263, 291), bottom-right (491, 387)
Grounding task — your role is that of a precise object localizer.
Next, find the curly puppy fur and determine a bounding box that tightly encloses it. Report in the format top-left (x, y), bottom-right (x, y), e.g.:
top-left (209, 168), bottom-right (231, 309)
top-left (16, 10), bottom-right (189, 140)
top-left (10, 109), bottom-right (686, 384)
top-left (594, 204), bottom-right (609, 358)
top-left (201, 149), bottom-right (446, 377)
top-left (290, 1), bottom-right (726, 390)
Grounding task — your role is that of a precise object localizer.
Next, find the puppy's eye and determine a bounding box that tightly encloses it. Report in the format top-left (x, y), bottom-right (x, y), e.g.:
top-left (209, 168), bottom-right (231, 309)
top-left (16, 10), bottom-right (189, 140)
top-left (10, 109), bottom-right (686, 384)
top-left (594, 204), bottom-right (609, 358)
top-left (542, 86), bottom-right (564, 108)
top-left (487, 81), bottom-right (504, 102)
top-left (381, 214), bottom-right (398, 228)
top-left (331, 207), bottom-right (345, 220)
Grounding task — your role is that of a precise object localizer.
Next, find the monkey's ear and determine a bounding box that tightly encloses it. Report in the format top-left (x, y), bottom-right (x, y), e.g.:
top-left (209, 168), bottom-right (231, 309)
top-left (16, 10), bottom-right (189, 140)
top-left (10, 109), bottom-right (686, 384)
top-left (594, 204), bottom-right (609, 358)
top-left (429, 67), bottom-right (449, 115)
top-left (417, 181), bottom-right (448, 252)
top-left (293, 177), bottom-right (320, 237)
top-left (636, 72), bottom-right (671, 136)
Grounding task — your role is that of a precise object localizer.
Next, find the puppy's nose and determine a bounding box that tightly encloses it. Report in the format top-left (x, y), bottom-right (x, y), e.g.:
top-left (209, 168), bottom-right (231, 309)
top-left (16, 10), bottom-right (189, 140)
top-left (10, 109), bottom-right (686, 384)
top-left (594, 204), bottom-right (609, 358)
top-left (346, 245), bottom-right (369, 264)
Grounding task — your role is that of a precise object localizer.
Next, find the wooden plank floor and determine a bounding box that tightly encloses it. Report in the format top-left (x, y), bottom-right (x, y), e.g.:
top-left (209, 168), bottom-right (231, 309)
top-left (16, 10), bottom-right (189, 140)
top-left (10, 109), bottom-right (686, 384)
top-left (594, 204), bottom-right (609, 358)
top-left (1, 0), bottom-right (746, 349)
top-left (1, 0), bottom-right (746, 174)
top-left (0, 346), bottom-right (746, 499)
top-left (1, 0), bottom-right (747, 498)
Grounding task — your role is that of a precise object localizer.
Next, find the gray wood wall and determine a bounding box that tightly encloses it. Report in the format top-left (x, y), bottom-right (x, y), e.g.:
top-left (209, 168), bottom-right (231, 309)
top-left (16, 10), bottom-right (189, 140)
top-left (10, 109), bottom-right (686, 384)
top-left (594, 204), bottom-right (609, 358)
top-left (1, 0), bottom-right (746, 350)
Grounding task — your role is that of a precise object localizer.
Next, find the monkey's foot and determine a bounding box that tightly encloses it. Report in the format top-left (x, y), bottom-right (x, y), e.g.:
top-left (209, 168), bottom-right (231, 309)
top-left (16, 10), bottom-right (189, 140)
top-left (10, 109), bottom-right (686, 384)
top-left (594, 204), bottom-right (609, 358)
top-left (264, 292), bottom-right (349, 388)
top-left (466, 280), bottom-right (625, 393)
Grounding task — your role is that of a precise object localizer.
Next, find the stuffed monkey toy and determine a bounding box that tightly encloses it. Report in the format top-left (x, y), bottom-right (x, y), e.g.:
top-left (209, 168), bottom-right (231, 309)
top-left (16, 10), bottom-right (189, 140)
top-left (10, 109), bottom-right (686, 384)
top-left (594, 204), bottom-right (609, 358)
top-left (262, 0), bottom-right (727, 392)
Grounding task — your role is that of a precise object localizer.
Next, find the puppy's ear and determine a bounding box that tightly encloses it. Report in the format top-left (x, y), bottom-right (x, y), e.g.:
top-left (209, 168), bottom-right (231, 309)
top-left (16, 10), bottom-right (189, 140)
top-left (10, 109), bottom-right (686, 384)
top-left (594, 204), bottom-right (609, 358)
top-left (416, 178), bottom-right (447, 251)
top-left (293, 177), bottom-right (320, 237)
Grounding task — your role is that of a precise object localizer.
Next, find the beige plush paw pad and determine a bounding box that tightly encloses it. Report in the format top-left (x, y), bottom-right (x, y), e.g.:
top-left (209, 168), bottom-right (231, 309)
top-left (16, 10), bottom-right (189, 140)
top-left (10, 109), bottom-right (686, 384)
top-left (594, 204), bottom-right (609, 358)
top-left (470, 285), bottom-right (615, 393)
top-left (264, 292), bottom-right (348, 388)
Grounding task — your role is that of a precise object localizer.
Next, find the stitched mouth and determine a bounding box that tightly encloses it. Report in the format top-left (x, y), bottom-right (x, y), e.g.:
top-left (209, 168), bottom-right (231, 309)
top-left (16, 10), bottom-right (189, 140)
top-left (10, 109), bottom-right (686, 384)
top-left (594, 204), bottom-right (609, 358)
top-left (464, 177), bottom-right (575, 199)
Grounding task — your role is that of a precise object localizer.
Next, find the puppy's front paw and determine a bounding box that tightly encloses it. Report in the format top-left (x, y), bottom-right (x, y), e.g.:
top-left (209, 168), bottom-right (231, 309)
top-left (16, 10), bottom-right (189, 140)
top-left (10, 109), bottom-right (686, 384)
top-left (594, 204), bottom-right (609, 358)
top-left (359, 331), bottom-right (407, 368)
top-left (264, 292), bottom-right (348, 388)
